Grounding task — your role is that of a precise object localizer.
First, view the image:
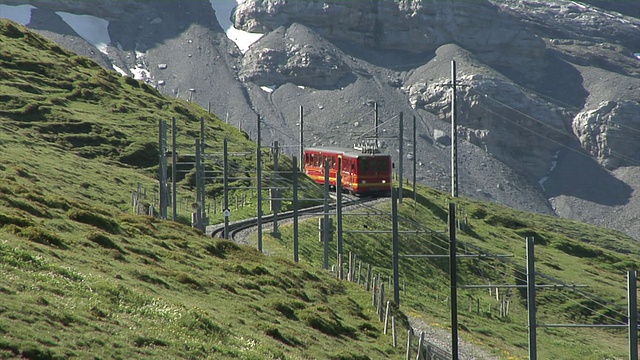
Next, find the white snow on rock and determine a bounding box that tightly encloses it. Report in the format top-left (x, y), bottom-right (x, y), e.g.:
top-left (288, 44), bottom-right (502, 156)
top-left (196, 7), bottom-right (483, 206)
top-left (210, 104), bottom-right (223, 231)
top-left (130, 65), bottom-right (151, 81)
top-left (260, 85), bottom-right (276, 93)
top-left (112, 65), bottom-right (128, 76)
top-left (56, 12), bottom-right (111, 55)
top-left (209, 0), bottom-right (263, 53)
top-left (0, 4), bottom-right (35, 25)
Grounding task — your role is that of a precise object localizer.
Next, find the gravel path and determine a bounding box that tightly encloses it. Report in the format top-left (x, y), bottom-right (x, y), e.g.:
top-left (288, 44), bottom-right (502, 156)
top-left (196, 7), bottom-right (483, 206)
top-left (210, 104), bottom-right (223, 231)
top-left (408, 317), bottom-right (499, 359)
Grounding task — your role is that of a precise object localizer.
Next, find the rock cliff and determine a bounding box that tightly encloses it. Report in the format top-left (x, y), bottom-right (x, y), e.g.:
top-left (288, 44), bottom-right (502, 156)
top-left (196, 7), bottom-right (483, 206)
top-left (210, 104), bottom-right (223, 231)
top-left (3, 0), bottom-right (640, 240)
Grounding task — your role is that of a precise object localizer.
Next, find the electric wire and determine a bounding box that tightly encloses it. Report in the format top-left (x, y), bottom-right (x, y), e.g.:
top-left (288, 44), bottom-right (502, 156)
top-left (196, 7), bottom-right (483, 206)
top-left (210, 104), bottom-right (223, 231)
top-left (471, 89), bottom-right (640, 167)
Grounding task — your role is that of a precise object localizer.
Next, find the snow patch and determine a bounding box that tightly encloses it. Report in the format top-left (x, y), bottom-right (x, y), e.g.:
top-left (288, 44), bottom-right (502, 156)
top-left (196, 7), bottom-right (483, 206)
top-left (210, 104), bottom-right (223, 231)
top-left (0, 4), bottom-right (35, 25)
top-left (209, 0), bottom-right (263, 53)
top-left (538, 151), bottom-right (560, 191)
top-left (56, 12), bottom-right (110, 55)
top-left (130, 65), bottom-right (151, 81)
top-left (112, 65), bottom-right (128, 76)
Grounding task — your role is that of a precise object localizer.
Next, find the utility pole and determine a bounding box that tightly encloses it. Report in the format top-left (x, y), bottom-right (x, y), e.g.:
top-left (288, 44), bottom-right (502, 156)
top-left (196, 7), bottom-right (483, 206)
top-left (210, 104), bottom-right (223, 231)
top-left (158, 119), bottom-right (168, 219)
top-left (200, 117), bottom-right (208, 226)
top-left (628, 271), bottom-right (637, 360)
top-left (527, 236), bottom-right (537, 360)
top-left (323, 159), bottom-right (330, 270)
top-left (299, 106), bottom-right (304, 171)
top-left (200, 118), bottom-right (207, 228)
top-left (256, 115), bottom-right (263, 252)
top-left (451, 60), bottom-right (459, 198)
top-left (374, 102), bottom-right (379, 147)
top-left (293, 156), bottom-right (299, 263)
top-left (392, 188), bottom-right (400, 305)
top-left (194, 138), bottom-right (202, 230)
top-left (171, 117), bottom-right (177, 221)
top-left (398, 112), bottom-right (403, 204)
top-left (272, 141), bottom-right (280, 234)
top-left (223, 138), bottom-right (229, 239)
top-left (412, 115), bottom-right (417, 202)
top-left (449, 202), bottom-right (459, 360)
top-left (337, 157), bottom-right (343, 277)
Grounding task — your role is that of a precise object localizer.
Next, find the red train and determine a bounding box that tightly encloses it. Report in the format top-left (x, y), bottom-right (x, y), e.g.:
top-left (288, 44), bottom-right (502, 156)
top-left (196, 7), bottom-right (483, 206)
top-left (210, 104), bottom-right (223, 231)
top-left (303, 146), bottom-right (392, 196)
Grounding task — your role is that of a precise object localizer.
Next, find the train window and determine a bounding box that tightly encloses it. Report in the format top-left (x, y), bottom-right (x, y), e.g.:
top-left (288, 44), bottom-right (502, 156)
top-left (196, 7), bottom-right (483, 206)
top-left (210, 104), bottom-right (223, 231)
top-left (360, 158), bottom-right (369, 173)
top-left (378, 159), bottom-right (387, 172)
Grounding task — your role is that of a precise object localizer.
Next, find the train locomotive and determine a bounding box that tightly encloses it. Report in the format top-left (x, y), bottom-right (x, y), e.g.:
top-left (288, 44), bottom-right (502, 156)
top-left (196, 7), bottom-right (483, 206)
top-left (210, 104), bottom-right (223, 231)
top-left (303, 146), bottom-right (392, 196)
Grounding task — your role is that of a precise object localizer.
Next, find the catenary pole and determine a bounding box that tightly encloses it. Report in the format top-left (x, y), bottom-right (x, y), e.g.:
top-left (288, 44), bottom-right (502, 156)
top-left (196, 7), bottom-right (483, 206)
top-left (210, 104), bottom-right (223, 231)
top-left (172, 117), bottom-right (177, 221)
top-left (527, 236), bottom-right (538, 360)
top-left (398, 112), bottom-right (403, 204)
top-left (449, 202), bottom-right (459, 359)
top-left (200, 117), bottom-right (206, 225)
top-left (374, 102), bottom-right (379, 146)
top-left (256, 115), bottom-right (263, 252)
top-left (299, 106), bottom-right (304, 171)
top-left (223, 138), bottom-right (229, 239)
top-left (392, 188), bottom-right (400, 305)
top-left (194, 138), bottom-right (202, 229)
top-left (323, 159), bottom-right (330, 270)
top-left (337, 157), bottom-right (343, 275)
top-left (272, 141), bottom-right (279, 234)
top-left (293, 156), bottom-right (299, 263)
top-left (451, 60), bottom-right (458, 197)
top-left (629, 271), bottom-right (638, 360)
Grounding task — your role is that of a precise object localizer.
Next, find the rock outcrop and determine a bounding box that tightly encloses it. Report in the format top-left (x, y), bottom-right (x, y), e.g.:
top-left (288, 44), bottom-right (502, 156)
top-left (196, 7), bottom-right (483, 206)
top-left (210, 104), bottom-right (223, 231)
top-left (401, 44), bottom-right (569, 179)
top-left (233, 0), bottom-right (548, 82)
top-left (573, 100), bottom-right (640, 169)
top-left (239, 23), bottom-right (350, 88)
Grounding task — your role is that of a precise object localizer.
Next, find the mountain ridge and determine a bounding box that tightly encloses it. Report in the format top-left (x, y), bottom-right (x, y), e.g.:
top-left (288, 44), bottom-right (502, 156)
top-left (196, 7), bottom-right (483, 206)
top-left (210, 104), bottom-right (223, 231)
top-left (2, 0), bottom-right (639, 241)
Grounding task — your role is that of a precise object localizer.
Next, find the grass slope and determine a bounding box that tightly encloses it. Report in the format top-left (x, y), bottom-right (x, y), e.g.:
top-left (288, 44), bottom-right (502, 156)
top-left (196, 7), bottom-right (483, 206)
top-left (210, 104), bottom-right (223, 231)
top-left (0, 20), bottom-right (398, 359)
top-left (260, 186), bottom-right (639, 359)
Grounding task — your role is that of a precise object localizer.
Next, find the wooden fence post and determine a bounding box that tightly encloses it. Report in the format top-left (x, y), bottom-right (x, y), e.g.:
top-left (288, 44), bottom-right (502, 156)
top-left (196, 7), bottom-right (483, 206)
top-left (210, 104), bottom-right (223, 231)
top-left (392, 316), bottom-right (397, 347)
top-left (366, 264), bottom-right (372, 291)
top-left (416, 332), bottom-right (424, 360)
top-left (384, 301), bottom-right (390, 334)
top-left (378, 283), bottom-right (385, 322)
top-left (372, 275), bottom-right (377, 307)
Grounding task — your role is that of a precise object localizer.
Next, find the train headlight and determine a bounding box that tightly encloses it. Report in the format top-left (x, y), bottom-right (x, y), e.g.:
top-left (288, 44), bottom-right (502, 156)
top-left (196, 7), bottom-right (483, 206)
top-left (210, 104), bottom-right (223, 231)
top-left (382, 180), bottom-right (386, 184)
top-left (361, 180), bottom-right (367, 184)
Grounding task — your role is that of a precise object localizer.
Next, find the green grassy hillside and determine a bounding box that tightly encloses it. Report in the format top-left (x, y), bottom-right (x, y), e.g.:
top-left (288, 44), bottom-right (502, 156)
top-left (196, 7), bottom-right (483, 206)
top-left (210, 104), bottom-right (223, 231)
top-left (0, 20), bottom-right (400, 359)
top-left (260, 186), bottom-right (639, 359)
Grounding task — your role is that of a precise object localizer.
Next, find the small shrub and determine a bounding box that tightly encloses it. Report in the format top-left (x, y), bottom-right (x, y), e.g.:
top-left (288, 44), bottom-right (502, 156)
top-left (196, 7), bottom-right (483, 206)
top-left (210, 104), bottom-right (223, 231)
top-left (0, 212), bottom-right (32, 227)
top-left (300, 308), bottom-right (357, 339)
top-left (1, 22), bottom-right (24, 38)
top-left (176, 273), bottom-right (203, 290)
top-left (131, 271), bottom-right (170, 288)
top-left (179, 309), bottom-right (225, 335)
top-left (19, 226), bottom-right (67, 249)
top-left (124, 76), bottom-right (140, 88)
top-left (264, 327), bottom-right (303, 347)
top-left (67, 209), bottom-right (120, 234)
top-left (88, 232), bottom-right (123, 252)
top-left (554, 242), bottom-right (603, 258)
top-left (271, 300), bottom-right (305, 320)
top-left (133, 336), bottom-right (168, 348)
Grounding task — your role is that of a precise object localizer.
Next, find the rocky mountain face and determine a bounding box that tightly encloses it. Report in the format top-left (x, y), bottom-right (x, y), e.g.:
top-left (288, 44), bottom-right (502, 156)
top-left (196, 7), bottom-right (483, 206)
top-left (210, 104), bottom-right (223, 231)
top-left (2, 0), bottom-right (640, 239)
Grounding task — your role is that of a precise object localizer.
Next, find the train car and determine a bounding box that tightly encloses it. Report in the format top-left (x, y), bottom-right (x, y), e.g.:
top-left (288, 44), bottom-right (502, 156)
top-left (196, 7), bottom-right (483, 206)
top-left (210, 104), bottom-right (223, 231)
top-left (303, 146), bottom-right (392, 196)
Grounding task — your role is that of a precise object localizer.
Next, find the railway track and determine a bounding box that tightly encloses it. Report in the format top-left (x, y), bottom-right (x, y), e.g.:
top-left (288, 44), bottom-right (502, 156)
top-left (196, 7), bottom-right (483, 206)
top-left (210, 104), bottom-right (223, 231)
top-left (207, 194), bottom-right (380, 242)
